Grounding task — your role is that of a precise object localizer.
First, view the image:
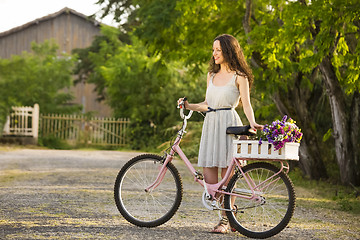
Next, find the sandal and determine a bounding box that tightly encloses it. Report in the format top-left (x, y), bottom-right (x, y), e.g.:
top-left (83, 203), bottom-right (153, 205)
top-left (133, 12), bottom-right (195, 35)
top-left (211, 216), bottom-right (230, 234)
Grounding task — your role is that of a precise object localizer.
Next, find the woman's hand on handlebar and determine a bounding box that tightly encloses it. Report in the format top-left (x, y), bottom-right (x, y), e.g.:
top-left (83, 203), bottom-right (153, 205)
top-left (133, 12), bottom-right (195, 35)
top-left (177, 97), bottom-right (188, 109)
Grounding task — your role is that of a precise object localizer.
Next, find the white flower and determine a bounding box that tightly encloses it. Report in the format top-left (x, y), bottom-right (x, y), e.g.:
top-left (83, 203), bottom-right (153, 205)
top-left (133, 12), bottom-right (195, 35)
top-left (275, 134), bottom-right (284, 141)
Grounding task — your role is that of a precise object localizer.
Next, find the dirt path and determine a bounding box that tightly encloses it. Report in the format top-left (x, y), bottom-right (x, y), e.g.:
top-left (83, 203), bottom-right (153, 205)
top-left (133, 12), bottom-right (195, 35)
top-left (0, 149), bottom-right (359, 239)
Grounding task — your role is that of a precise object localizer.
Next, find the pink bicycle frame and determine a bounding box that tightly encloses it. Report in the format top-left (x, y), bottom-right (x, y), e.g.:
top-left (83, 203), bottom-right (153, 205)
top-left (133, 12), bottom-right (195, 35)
top-left (145, 133), bottom-right (289, 203)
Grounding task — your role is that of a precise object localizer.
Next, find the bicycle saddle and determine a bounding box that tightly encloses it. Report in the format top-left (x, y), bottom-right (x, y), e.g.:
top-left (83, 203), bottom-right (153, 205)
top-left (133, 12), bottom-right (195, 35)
top-left (226, 125), bottom-right (256, 136)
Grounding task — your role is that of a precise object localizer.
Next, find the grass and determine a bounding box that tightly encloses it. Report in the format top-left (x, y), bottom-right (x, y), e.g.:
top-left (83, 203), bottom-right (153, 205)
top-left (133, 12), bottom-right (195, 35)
top-left (0, 169), bottom-right (51, 185)
top-left (289, 168), bottom-right (360, 214)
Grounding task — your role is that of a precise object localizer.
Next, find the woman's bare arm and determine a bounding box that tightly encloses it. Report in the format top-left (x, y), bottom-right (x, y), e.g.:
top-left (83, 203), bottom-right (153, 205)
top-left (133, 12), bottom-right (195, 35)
top-left (237, 75), bottom-right (263, 130)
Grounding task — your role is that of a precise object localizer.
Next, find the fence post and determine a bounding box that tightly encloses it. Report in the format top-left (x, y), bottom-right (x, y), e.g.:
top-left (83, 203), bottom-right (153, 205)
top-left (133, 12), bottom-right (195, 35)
top-left (32, 104), bottom-right (40, 143)
top-left (2, 116), bottom-right (10, 135)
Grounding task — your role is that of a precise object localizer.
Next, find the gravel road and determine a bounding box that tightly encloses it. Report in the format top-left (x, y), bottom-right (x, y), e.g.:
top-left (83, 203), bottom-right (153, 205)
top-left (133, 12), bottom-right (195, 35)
top-left (0, 149), bottom-right (359, 240)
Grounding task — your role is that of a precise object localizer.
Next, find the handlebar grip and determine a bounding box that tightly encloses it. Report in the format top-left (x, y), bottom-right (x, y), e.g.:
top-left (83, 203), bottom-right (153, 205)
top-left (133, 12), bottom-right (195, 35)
top-left (178, 96), bottom-right (187, 109)
top-left (178, 96), bottom-right (193, 120)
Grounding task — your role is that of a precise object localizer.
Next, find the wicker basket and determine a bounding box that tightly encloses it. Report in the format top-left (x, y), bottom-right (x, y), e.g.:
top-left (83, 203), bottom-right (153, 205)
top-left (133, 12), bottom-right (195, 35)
top-left (233, 140), bottom-right (299, 160)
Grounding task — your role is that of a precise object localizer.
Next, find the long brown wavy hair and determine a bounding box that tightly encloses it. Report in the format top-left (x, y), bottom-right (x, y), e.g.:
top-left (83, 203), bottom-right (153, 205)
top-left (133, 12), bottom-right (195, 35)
top-left (208, 34), bottom-right (254, 88)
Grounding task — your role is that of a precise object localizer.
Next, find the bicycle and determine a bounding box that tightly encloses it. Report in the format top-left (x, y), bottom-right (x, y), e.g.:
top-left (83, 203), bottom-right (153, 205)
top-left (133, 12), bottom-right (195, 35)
top-left (114, 100), bottom-right (298, 239)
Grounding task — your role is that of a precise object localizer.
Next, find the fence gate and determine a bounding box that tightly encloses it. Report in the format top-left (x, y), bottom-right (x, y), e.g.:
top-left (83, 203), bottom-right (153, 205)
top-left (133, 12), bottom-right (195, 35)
top-left (2, 104), bottom-right (40, 144)
top-left (40, 114), bottom-right (130, 146)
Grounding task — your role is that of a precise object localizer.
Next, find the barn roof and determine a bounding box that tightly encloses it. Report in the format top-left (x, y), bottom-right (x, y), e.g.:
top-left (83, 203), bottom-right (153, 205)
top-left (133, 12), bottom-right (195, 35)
top-left (0, 7), bottom-right (101, 38)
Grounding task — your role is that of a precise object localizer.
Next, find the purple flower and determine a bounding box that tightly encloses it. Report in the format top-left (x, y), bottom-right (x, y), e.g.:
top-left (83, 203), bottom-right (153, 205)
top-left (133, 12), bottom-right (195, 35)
top-left (258, 115), bottom-right (302, 150)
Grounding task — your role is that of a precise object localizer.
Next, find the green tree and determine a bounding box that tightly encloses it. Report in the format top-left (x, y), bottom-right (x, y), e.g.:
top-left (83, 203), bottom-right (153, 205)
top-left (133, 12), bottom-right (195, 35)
top-left (244, 0), bottom-right (360, 185)
top-left (0, 40), bottom-right (80, 129)
top-left (72, 26), bottom-right (131, 101)
top-left (73, 26), bottom-right (205, 149)
top-left (98, 0), bottom-right (360, 185)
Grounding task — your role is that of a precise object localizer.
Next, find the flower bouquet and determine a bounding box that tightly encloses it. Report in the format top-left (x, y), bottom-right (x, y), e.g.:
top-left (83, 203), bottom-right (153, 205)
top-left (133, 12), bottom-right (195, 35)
top-left (258, 115), bottom-right (303, 150)
top-left (233, 116), bottom-right (302, 160)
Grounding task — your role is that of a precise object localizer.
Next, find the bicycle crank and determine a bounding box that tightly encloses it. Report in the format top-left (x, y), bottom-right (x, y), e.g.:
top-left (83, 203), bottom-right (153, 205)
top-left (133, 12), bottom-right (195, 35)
top-left (202, 190), bottom-right (216, 210)
top-left (201, 191), bottom-right (237, 212)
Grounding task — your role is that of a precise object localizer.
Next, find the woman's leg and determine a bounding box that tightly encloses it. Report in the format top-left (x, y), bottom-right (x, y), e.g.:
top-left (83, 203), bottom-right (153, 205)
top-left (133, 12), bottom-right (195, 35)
top-left (221, 167), bottom-right (236, 216)
top-left (203, 167), bottom-right (218, 184)
top-left (221, 166), bottom-right (237, 232)
top-left (204, 167), bottom-right (230, 234)
top-left (221, 167), bottom-right (234, 186)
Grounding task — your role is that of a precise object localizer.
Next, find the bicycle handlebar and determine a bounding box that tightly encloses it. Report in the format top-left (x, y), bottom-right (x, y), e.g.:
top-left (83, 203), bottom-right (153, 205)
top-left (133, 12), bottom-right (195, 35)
top-left (180, 107), bottom-right (193, 120)
top-left (177, 97), bottom-right (193, 120)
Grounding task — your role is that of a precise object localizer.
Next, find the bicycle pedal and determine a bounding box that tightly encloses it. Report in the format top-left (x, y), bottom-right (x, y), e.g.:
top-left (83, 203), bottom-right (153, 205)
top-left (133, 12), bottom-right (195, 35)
top-left (195, 171), bottom-right (204, 180)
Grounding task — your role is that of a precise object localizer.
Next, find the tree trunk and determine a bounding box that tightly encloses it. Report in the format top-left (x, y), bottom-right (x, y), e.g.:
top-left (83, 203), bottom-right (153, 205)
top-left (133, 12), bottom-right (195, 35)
top-left (319, 55), bottom-right (359, 185)
top-left (349, 91), bottom-right (360, 185)
top-left (272, 91), bottom-right (328, 179)
top-left (243, 0), bottom-right (327, 179)
top-left (291, 72), bottom-right (328, 180)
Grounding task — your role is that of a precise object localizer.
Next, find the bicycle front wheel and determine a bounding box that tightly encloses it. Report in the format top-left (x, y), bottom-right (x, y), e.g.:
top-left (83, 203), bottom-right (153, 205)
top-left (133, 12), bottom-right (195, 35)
top-left (224, 162), bottom-right (296, 239)
top-left (114, 154), bottom-right (183, 227)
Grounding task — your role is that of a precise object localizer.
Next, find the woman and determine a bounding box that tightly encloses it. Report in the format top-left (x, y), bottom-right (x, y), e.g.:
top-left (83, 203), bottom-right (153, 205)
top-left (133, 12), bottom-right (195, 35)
top-left (178, 34), bottom-right (263, 233)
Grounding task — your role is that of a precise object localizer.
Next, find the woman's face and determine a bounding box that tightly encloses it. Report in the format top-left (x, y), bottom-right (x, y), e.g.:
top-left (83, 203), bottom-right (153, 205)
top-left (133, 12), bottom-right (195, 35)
top-left (213, 40), bottom-right (224, 65)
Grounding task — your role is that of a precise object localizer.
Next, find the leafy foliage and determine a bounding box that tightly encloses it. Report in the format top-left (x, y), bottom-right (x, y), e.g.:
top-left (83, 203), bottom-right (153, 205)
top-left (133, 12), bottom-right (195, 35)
top-left (0, 41), bottom-right (80, 129)
top-left (74, 26), bottom-right (206, 149)
top-left (93, 0), bottom-right (360, 184)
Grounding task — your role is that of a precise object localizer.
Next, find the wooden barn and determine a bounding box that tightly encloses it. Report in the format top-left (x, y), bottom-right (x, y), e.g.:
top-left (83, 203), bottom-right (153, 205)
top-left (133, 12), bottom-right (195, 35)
top-left (0, 7), bottom-right (112, 117)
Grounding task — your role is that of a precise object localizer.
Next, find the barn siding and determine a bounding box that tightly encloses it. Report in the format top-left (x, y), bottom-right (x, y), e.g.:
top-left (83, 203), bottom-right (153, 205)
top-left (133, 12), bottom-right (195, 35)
top-left (0, 8), bottom-right (112, 117)
top-left (0, 11), bottom-right (101, 58)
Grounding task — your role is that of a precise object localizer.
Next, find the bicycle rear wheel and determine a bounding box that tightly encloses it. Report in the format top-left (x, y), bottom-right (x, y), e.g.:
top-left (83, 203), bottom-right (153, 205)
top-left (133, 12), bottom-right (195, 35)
top-left (224, 162), bottom-right (296, 239)
top-left (114, 154), bottom-right (183, 227)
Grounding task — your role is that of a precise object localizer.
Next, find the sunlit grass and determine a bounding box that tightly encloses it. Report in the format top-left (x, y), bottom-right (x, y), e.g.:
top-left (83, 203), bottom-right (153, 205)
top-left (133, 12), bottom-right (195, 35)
top-left (289, 168), bottom-right (360, 214)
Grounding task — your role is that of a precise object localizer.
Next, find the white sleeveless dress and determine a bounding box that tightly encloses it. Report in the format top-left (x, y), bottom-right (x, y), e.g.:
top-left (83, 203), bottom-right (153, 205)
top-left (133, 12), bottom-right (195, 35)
top-left (198, 73), bottom-right (243, 168)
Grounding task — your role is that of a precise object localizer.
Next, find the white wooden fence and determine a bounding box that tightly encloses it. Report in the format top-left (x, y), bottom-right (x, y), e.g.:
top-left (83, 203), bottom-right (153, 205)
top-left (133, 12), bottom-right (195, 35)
top-left (39, 114), bottom-right (130, 146)
top-left (2, 104), bottom-right (40, 141)
top-left (2, 104), bottom-right (130, 146)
